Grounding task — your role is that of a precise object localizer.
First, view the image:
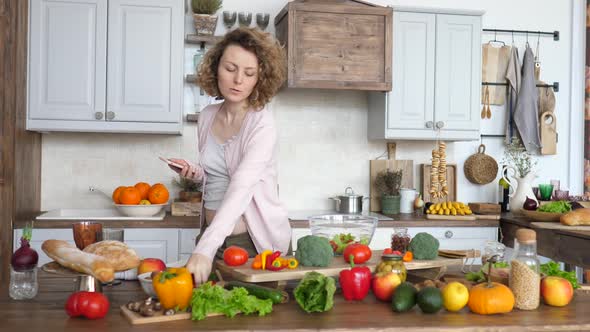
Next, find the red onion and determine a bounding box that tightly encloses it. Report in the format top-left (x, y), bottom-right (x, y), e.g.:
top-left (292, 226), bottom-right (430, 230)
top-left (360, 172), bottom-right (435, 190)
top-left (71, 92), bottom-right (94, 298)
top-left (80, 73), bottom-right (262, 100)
top-left (523, 196), bottom-right (538, 211)
top-left (11, 226), bottom-right (39, 271)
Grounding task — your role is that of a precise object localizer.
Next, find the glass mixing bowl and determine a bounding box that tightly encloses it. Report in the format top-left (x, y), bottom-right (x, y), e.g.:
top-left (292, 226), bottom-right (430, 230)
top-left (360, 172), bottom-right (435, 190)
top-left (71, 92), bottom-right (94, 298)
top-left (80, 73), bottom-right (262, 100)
top-left (308, 214), bottom-right (378, 254)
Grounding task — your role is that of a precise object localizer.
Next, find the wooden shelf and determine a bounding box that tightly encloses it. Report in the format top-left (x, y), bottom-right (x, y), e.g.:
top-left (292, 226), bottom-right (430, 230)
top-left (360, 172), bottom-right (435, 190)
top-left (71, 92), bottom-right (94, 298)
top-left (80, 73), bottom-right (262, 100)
top-left (185, 74), bottom-right (198, 83)
top-left (185, 34), bottom-right (222, 45)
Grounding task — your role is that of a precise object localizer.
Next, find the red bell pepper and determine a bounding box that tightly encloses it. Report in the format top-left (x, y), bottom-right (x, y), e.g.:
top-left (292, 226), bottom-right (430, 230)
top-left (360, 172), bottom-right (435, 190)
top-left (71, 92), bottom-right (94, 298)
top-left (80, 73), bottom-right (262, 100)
top-left (339, 255), bottom-right (371, 301)
top-left (266, 251), bottom-right (286, 271)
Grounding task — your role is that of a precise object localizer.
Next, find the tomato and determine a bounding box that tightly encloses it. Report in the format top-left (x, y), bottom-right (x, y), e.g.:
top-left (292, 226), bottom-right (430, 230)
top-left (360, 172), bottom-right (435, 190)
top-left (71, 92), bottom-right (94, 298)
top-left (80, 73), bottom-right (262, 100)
top-left (65, 291), bottom-right (110, 319)
top-left (343, 243), bottom-right (372, 264)
top-left (223, 246), bottom-right (249, 266)
top-left (382, 248), bottom-right (393, 255)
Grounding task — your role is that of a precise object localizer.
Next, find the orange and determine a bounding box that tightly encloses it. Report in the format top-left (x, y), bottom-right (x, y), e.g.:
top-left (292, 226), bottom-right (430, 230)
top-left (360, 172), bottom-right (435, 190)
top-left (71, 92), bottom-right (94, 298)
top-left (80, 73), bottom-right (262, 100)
top-left (148, 184), bottom-right (169, 204)
top-left (112, 186), bottom-right (126, 204)
top-left (134, 182), bottom-right (151, 200)
top-left (119, 186), bottom-right (142, 205)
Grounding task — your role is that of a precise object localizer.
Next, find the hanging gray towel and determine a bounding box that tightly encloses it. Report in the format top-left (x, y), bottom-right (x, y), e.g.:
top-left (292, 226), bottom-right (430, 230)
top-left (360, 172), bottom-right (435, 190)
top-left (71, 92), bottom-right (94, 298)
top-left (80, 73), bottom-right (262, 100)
top-left (514, 45), bottom-right (542, 152)
top-left (505, 46), bottom-right (521, 144)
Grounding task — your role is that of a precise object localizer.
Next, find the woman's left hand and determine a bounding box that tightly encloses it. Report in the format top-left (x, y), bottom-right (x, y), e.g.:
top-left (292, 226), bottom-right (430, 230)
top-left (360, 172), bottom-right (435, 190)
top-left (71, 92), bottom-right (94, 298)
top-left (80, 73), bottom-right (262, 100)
top-left (186, 253), bottom-right (213, 285)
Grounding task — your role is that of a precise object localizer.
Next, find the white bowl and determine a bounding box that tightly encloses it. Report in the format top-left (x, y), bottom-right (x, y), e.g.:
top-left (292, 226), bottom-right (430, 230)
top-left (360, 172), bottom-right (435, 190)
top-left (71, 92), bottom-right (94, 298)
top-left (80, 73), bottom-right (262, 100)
top-left (138, 272), bottom-right (158, 298)
top-left (114, 203), bottom-right (167, 217)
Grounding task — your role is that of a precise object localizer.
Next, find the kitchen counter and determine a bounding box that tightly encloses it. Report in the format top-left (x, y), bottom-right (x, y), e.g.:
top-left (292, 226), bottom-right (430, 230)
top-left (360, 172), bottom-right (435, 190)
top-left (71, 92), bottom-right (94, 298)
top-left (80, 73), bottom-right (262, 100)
top-left (15, 211), bottom-right (500, 229)
top-left (3, 270), bottom-right (590, 331)
top-left (501, 214), bottom-right (590, 269)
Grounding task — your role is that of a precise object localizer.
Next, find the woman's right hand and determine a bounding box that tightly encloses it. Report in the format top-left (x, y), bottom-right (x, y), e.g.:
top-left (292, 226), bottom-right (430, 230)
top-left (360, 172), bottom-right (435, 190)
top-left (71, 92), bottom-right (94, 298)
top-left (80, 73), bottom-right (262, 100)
top-left (169, 158), bottom-right (203, 181)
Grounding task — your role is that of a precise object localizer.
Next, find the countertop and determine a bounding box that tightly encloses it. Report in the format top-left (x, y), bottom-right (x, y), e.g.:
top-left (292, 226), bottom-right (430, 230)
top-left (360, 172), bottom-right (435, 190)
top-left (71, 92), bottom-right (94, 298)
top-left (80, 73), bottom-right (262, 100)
top-left (3, 270), bottom-right (590, 331)
top-left (16, 211), bottom-right (500, 229)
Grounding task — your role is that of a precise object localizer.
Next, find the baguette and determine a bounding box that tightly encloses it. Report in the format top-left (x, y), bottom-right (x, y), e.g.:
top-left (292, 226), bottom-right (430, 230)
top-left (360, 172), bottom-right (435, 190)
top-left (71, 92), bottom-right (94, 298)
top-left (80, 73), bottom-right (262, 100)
top-left (83, 240), bottom-right (140, 271)
top-left (560, 208), bottom-right (590, 226)
top-left (41, 240), bottom-right (115, 282)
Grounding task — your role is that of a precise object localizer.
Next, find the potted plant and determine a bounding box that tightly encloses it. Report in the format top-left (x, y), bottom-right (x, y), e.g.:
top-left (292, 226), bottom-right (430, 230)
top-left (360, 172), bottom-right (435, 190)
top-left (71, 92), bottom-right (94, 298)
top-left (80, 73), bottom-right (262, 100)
top-left (374, 169), bottom-right (403, 214)
top-left (191, 0), bottom-right (222, 36)
top-left (173, 176), bottom-right (203, 203)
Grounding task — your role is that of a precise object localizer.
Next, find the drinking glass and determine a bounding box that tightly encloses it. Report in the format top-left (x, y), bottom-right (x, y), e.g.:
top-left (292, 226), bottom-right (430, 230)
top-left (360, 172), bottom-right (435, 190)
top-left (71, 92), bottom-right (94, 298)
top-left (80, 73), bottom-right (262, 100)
top-left (238, 12), bottom-right (252, 27)
top-left (73, 222), bottom-right (103, 250)
top-left (538, 184), bottom-right (554, 201)
top-left (532, 187), bottom-right (541, 201)
top-left (553, 190), bottom-right (570, 201)
top-left (222, 11), bottom-right (236, 30)
top-left (256, 13), bottom-right (270, 31)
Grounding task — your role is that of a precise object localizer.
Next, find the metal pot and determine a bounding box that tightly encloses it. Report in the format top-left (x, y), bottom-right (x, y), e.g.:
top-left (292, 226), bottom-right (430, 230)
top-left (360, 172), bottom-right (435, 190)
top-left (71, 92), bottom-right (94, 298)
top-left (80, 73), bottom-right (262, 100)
top-left (330, 187), bottom-right (369, 214)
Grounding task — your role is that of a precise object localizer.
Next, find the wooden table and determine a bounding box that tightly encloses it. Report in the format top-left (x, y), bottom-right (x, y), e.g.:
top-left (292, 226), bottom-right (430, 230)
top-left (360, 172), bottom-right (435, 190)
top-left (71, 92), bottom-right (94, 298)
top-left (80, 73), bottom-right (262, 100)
top-left (2, 271), bottom-right (590, 331)
top-left (501, 214), bottom-right (590, 269)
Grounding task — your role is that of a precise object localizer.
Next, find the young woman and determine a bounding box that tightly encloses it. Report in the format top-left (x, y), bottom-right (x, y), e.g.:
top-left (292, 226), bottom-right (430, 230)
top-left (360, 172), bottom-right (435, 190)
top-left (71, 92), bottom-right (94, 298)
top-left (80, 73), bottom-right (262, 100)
top-left (169, 27), bottom-right (290, 284)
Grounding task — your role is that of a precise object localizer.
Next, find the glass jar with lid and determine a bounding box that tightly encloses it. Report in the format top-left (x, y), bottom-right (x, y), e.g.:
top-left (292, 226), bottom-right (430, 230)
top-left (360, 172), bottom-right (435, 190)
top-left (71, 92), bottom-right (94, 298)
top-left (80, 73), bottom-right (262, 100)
top-left (509, 228), bottom-right (541, 310)
top-left (391, 228), bottom-right (411, 253)
top-left (375, 254), bottom-right (407, 282)
top-left (482, 240), bottom-right (506, 266)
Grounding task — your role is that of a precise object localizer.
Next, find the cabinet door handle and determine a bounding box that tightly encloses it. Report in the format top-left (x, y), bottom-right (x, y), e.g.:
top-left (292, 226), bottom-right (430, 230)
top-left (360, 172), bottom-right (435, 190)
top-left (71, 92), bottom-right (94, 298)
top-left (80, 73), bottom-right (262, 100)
top-left (435, 121), bottom-right (445, 129)
top-left (106, 111), bottom-right (115, 120)
top-left (95, 112), bottom-right (104, 120)
top-left (425, 121), bottom-right (434, 129)
top-left (445, 230), bottom-right (453, 238)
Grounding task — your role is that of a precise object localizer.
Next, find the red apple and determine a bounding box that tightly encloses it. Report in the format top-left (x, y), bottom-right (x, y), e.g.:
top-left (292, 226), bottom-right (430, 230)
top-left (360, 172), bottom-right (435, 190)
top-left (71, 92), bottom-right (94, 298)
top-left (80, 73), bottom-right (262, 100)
top-left (138, 258), bottom-right (166, 275)
top-left (541, 276), bottom-right (574, 307)
top-left (372, 272), bottom-right (402, 301)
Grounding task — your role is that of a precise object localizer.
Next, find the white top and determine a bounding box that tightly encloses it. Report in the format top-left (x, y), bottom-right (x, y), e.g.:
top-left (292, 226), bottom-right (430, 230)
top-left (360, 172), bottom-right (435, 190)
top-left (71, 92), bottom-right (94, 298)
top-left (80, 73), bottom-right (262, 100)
top-left (201, 131), bottom-right (234, 210)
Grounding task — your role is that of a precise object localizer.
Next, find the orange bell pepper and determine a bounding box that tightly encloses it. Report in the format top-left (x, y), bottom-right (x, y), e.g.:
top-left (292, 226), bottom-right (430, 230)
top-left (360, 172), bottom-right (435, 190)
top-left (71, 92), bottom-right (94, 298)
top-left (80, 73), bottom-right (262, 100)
top-left (251, 254), bottom-right (262, 269)
top-left (152, 267), bottom-right (193, 310)
top-left (403, 251), bottom-right (413, 262)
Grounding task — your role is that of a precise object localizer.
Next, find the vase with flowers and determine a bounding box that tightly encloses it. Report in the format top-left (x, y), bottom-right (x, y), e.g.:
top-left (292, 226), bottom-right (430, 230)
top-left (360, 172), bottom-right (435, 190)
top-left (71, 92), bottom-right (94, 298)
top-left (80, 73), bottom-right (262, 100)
top-left (375, 169), bottom-right (403, 214)
top-left (501, 137), bottom-right (538, 213)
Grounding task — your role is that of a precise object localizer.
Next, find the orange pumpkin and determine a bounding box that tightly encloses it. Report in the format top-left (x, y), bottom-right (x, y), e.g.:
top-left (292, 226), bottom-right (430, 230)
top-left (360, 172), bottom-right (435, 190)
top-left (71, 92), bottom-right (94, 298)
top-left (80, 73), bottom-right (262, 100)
top-left (119, 187), bottom-right (142, 205)
top-left (468, 281), bottom-right (515, 315)
top-left (134, 182), bottom-right (151, 200)
top-left (148, 184), bottom-right (169, 204)
top-left (112, 186), bottom-right (126, 204)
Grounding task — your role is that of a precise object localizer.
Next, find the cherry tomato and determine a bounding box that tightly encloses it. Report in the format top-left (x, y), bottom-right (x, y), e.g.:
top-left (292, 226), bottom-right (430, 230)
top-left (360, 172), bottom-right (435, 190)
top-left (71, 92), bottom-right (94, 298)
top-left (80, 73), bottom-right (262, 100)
top-left (343, 243), bottom-right (372, 264)
top-left (223, 246), bottom-right (249, 266)
top-left (382, 248), bottom-right (393, 255)
top-left (65, 291), bottom-right (110, 319)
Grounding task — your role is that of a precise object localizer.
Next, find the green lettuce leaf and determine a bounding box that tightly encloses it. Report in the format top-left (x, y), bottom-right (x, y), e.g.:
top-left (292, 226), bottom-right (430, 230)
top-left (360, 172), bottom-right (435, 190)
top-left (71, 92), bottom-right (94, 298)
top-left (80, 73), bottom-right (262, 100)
top-left (294, 272), bottom-right (336, 313)
top-left (190, 282), bottom-right (273, 321)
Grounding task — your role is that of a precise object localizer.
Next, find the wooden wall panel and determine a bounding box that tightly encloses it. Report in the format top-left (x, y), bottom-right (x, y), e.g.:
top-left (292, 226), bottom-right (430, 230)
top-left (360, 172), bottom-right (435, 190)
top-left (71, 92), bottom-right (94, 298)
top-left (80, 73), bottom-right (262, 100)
top-left (0, 0), bottom-right (41, 299)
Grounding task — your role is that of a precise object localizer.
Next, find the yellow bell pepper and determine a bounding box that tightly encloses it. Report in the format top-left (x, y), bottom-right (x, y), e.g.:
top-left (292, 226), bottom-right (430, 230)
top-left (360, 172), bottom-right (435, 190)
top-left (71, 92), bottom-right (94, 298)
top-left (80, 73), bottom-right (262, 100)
top-left (152, 267), bottom-right (193, 310)
top-left (260, 249), bottom-right (273, 270)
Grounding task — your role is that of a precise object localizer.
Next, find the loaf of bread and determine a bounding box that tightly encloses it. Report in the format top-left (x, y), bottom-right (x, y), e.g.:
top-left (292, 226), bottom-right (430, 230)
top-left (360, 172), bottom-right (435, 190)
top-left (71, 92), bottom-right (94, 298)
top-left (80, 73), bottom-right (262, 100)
top-left (560, 208), bottom-right (590, 226)
top-left (41, 240), bottom-right (114, 282)
top-left (83, 240), bottom-right (140, 271)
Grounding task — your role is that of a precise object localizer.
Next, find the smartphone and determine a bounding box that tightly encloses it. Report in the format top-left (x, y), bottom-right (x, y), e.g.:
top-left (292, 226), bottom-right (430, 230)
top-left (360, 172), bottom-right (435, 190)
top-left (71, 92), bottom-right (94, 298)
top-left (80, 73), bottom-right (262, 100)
top-left (159, 156), bottom-right (184, 172)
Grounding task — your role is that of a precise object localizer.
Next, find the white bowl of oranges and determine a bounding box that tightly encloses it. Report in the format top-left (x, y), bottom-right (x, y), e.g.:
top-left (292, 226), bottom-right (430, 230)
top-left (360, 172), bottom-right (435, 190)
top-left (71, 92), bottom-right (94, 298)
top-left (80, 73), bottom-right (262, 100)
top-left (112, 182), bottom-right (170, 217)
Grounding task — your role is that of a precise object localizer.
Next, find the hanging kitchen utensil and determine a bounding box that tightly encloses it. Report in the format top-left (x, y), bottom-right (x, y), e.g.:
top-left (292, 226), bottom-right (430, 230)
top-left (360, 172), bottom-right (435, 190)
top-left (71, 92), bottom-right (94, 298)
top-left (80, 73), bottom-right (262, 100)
top-left (534, 32), bottom-right (541, 80)
top-left (481, 86), bottom-right (488, 119)
top-left (463, 144), bottom-right (499, 185)
top-left (540, 111), bottom-right (557, 155)
top-left (486, 87), bottom-right (492, 119)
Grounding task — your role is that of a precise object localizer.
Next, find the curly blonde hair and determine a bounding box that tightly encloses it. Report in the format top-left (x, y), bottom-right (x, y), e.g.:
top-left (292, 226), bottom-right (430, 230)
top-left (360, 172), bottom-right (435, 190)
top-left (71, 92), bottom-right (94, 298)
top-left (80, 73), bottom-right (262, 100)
top-left (196, 27), bottom-right (287, 109)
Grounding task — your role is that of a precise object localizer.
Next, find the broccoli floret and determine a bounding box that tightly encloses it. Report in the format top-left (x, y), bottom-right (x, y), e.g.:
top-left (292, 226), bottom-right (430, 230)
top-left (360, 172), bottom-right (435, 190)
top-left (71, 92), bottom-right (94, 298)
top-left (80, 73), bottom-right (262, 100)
top-left (408, 232), bottom-right (439, 260)
top-left (295, 235), bottom-right (334, 267)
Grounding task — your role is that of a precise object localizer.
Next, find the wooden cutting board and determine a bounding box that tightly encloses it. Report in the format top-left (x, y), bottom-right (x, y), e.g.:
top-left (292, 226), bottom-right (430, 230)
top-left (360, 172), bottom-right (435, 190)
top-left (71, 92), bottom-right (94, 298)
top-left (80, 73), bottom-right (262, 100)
top-left (540, 111), bottom-right (557, 155)
top-left (468, 202), bottom-right (501, 215)
top-left (421, 164), bottom-right (457, 203)
top-left (425, 214), bottom-right (500, 221)
top-left (369, 159), bottom-right (413, 212)
top-left (121, 306), bottom-right (194, 324)
top-left (215, 250), bottom-right (462, 283)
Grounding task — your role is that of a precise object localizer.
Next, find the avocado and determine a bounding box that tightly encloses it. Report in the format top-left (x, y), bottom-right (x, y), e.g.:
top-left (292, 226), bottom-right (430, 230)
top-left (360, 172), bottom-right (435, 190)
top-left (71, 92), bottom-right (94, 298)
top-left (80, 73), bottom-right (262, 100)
top-left (416, 287), bottom-right (443, 314)
top-left (391, 282), bottom-right (417, 312)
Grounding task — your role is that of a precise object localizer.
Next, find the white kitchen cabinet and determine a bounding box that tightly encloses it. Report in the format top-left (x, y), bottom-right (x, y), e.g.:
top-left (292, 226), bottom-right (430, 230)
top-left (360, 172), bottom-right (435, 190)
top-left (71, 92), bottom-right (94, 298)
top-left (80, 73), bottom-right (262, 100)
top-left (178, 228), bottom-right (200, 262)
top-left (368, 8), bottom-right (483, 141)
top-left (27, 0), bottom-right (184, 134)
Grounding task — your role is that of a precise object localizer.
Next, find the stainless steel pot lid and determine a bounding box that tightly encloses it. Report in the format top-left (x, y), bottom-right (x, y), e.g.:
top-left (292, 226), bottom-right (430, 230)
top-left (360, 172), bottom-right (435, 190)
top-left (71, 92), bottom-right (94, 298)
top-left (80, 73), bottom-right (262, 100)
top-left (339, 187), bottom-right (363, 198)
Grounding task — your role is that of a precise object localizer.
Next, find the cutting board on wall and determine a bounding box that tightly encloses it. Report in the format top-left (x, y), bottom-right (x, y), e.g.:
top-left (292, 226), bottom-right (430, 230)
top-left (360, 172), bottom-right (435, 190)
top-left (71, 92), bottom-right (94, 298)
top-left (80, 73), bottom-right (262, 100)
top-left (370, 159), bottom-right (413, 212)
top-left (421, 164), bottom-right (457, 203)
top-left (540, 111), bottom-right (557, 155)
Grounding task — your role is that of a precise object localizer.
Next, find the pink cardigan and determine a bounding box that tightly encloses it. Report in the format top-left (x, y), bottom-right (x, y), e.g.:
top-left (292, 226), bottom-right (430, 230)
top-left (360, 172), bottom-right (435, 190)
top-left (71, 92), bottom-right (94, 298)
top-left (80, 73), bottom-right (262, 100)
top-left (190, 103), bottom-right (292, 260)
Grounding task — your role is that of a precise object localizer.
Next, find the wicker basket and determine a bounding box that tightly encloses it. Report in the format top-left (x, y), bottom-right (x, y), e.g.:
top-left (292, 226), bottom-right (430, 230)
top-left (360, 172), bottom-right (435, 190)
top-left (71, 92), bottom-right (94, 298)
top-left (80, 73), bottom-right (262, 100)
top-left (463, 144), bottom-right (498, 185)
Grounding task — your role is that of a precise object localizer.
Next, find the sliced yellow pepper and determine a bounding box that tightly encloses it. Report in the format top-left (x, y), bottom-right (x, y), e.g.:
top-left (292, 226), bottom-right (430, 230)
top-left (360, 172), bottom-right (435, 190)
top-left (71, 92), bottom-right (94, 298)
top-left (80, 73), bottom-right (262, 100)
top-left (152, 267), bottom-right (193, 310)
top-left (287, 258), bottom-right (299, 269)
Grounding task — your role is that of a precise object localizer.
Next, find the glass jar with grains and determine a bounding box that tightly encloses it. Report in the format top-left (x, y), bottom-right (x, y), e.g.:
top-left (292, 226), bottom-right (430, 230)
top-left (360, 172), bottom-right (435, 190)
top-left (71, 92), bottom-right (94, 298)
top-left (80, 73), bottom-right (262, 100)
top-left (375, 254), bottom-right (407, 282)
top-left (509, 228), bottom-right (540, 310)
top-left (391, 228), bottom-right (411, 253)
